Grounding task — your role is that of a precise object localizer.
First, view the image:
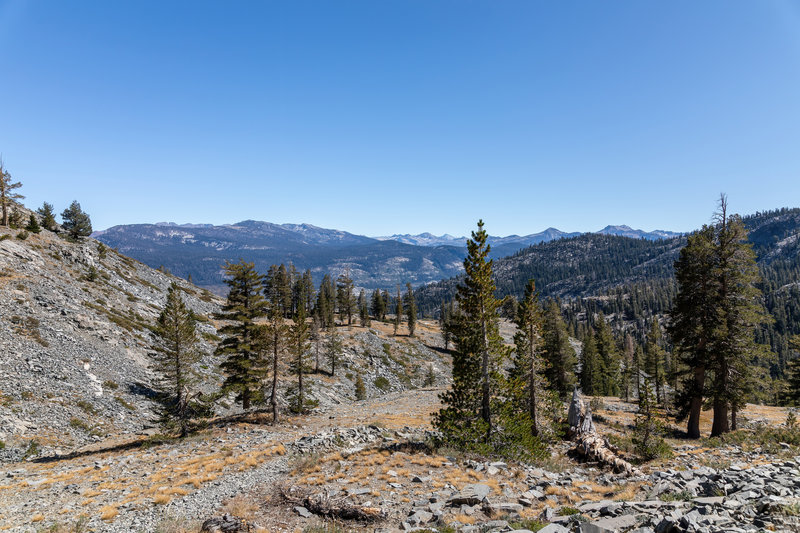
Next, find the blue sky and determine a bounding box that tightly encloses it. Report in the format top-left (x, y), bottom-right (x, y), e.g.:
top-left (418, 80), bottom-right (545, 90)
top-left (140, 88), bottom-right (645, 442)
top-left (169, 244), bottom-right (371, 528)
top-left (1, 1), bottom-right (799, 236)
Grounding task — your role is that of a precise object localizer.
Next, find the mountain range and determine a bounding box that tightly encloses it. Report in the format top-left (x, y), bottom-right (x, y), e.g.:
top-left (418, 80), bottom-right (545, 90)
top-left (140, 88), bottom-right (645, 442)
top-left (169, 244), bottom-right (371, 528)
top-left (94, 221), bottom-right (680, 294)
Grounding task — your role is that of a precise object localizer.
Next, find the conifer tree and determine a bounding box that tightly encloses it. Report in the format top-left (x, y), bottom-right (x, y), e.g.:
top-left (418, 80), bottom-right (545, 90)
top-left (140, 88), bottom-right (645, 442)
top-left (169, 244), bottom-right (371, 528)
top-left (434, 220), bottom-right (508, 446)
top-left (511, 279), bottom-right (546, 436)
top-left (621, 334), bottom-right (636, 402)
top-left (151, 283), bottom-right (201, 437)
top-left (25, 214), bottom-right (41, 234)
top-left (37, 202), bottom-right (57, 231)
top-left (0, 161), bottom-right (23, 227)
top-left (262, 267), bottom-right (289, 424)
top-left (216, 260), bottom-right (267, 410)
top-left (336, 272), bottom-right (355, 325)
top-left (645, 319), bottom-right (666, 404)
top-left (61, 200), bottom-right (92, 239)
top-left (393, 287), bottom-right (403, 336)
top-left (579, 333), bottom-right (600, 396)
top-left (670, 225), bottom-right (716, 438)
top-left (708, 197), bottom-right (767, 436)
top-left (8, 209), bottom-right (23, 229)
top-left (326, 326), bottom-right (343, 376)
top-left (783, 335), bottom-right (800, 406)
top-left (405, 283), bottom-right (417, 337)
top-left (358, 289), bottom-right (370, 327)
top-left (370, 289), bottom-right (384, 322)
top-left (541, 300), bottom-right (577, 398)
top-left (670, 196), bottom-right (767, 437)
top-left (310, 314), bottom-right (322, 373)
top-left (594, 313), bottom-right (619, 396)
top-left (287, 303), bottom-right (312, 413)
top-left (381, 290), bottom-right (391, 321)
top-left (424, 363), bottom-right (437, 387)
top-left (316, 274), bottom-right (336, 328)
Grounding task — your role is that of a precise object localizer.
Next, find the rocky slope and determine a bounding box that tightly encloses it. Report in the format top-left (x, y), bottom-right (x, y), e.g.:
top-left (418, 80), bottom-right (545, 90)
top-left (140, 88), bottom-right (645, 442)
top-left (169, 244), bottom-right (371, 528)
top-left (0, 224), bottom-right (223, 458)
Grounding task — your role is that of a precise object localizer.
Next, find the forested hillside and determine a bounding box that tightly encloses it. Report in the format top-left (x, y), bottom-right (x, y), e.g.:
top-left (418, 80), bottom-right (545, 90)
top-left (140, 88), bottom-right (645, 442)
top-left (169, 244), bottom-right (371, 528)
top-left (417, 208), bottom-right (800, 391)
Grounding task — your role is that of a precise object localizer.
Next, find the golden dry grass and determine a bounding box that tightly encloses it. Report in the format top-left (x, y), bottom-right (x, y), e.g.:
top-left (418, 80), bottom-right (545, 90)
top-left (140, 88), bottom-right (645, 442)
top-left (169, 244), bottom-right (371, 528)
top-left (99, 505), bottom-right (119, 521)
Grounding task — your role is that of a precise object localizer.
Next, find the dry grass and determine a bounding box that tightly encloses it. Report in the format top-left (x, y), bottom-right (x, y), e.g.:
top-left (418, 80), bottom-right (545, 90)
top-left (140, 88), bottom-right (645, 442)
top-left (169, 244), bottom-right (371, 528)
top-left (153, 493), bottom-right (171, 505)
top-left (221, 494), bottom-right (260, 521)
top-left (31, 514), bottom-right (44, 522)
top-left (99, 505), bottom-right (119, 521)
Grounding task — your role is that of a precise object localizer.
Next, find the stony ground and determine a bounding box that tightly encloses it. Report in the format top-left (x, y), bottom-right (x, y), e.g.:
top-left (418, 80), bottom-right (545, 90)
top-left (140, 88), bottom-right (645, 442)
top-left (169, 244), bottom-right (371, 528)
top-left (2, 385), bottom-right (799, 533)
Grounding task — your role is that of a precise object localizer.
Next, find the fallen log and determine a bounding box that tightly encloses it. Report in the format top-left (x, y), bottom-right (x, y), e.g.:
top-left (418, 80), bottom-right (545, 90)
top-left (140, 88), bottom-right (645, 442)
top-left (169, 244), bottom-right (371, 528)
top-left (281, 486), bottom-right (384, 522)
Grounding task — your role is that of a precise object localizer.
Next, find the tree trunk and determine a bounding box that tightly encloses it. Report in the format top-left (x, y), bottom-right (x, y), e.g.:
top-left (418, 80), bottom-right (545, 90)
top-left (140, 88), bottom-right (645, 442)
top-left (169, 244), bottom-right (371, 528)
top-left (271, 341), bottom-right (279, 425)
top-left (687, 366), bottom-right (705, 439)
top-left (242, 388), bottom-right (251, 411)
top-left (298, 350), bottom-right (304, 412)
top-left (711, 398), bottom-right (729, 436)
top-left (731, 405), bottom-right (738, 431)
top-left (529, 357), bottom-right (538, 437)
top-left (480, 304), bottom-right (491, 442)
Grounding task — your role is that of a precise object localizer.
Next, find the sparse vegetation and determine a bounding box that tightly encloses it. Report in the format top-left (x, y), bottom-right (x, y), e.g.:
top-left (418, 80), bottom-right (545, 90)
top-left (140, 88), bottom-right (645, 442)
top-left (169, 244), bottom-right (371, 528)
top-left (373, 376), bottom-right (390, 391)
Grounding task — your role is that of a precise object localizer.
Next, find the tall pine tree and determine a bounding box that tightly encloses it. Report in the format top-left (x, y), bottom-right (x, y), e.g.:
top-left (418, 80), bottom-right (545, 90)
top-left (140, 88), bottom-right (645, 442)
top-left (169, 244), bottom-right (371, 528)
top-left (151, 283), bottom-right (201, 437)
top-left (216, 261), bottom-right (267, 410)
top-left (434, 220), bottom-right (508, 445)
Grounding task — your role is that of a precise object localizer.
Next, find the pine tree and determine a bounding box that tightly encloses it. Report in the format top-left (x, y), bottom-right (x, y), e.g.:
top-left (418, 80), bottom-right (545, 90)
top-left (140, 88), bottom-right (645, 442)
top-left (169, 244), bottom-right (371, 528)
top-left (393, 287), bottom-right (403, 336)
top-left (434, 220), bottom-right (509, 446)
top-left (511, 279), bottom-right (546, 436)
top-left (370, 290), bottom-right (384, 322)
top-left (579, 333), bottom-right (600, 396)
top-left (632, 378), bottom-right (669, 460)
top-left (645, 319), bottom-right (666, 404)
top-left (358, 289), bottom-right (370, 327)
top-left (709, 197), bottom-right (767, 436)
top-left (151, 283), bottom-right (201, 437)
top-left (783, 335), bottom-right (800, 406)
top-left (8, 209), bottom-right (23, 229)
top-left (424, 363), bottom-right (437, 387)
top-left (621, 334), bottom-right (636, 402)
top-left (262, 266), bottom-right (289, 424)
top-left (336, 271), bottom-right (355, 325)
top-left (316, 274), bottom-right (336, 328)
top-left (670, 225), bottom-right (716, 438)
top-left (594, 313), bottom-right (619, 396)
top-left (61, 201), bottom-right (92, 239)
top-left (25, 214), bottom-right (41, 234)
top-left (405, 283), bottom-right (417, 337)
top-left (216, 260), bottom-right (267, 410)
top-left (670, 196), bottom-right (767, 438)
top-left (310, 313), bottom-right (322, 373)
top-left (326, 326), bottom-right (343, 376)
top-left (381, 290), bottom-right (391, 321)
top-left (287, 302), bottom-right (312, 413)
top-left (0, 161), bottom-right (23, 227)
top-left (541, 300), bottom-right (577, 398)
top-left (37, 202), bottom-right (57, 231)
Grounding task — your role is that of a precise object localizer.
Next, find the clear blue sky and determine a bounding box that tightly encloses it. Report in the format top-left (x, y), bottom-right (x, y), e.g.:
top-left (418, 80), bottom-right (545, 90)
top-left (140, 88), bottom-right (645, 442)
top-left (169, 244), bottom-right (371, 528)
top-left (1, 1), bottom-right (799, 236)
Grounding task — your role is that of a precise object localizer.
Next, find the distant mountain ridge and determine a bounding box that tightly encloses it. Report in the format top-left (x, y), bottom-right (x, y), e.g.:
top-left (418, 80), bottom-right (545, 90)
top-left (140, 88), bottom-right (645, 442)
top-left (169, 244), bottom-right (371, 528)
top-left (378, 226), bottom-right (680, 248)
top-left (94, 219), bottom-right (682, 295)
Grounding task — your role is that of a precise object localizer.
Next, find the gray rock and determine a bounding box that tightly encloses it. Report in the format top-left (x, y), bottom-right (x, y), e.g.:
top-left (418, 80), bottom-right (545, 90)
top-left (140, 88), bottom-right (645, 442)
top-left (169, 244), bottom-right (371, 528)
top-left (447, 483), bottom-right (491, 506)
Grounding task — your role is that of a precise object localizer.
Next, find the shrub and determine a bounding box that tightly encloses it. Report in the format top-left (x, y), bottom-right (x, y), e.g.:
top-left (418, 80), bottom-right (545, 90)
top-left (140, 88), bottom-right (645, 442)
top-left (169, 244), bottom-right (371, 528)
top-left (373, 376), bottom-right (390, 391)
top-left (16, 230), bottom-right (29, 240)
top-left (102, 380), bottom-right (119, 390)
top-left (115, 396), bottom-right (136, 411)
top-left (76, 400), bottom-right (97, 414)
top-left (355, 374), bottom-right (366, 400)
top-left (70, 418), bottom-right (91, 431)
top-left (632, 380), bottom-right (672, 461)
